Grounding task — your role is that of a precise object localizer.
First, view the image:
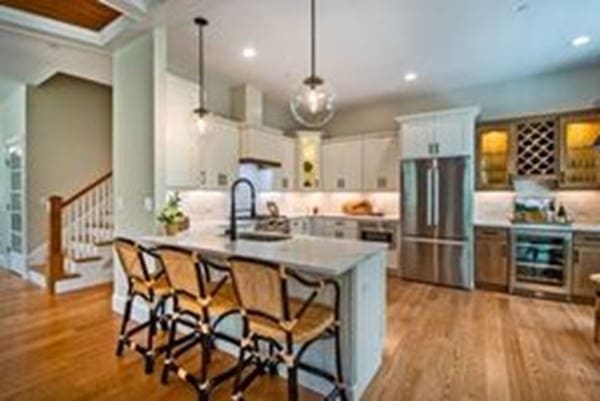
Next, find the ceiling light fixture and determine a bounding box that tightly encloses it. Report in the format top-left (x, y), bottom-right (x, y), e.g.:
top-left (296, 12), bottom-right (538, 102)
top-left (289, 0), bottom-right (335, 128)
top-left (404, 72), bottom-right (418, 82)
top-left (242, 47), bottom-right (257, 59)
top-left (571, 35), bottom-right (591, 47)
top-left (194, 17), bottom-right (210, 134)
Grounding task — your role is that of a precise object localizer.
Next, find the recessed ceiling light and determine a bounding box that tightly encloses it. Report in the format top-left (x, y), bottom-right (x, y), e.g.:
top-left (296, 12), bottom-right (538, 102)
top-left (242, 47), bottom-right (257, 59)
top-left (512, 0), bottom-right (530, 14)
top-left (571, 35), bottom-right (591, 47)
top-left (404, 72), bottom-right (418, 82)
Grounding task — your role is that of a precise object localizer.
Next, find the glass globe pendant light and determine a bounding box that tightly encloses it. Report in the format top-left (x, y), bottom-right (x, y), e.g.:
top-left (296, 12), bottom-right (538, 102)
top-left (290, 0), bottom-right (335, 128)
top-left (194, 17), bottom-right (210, 134)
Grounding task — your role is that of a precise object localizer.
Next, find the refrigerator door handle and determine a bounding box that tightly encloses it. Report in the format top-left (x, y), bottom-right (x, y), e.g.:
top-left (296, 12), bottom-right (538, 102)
top-left (426, 166), bottom-right (433, 226)
top-left (433, 165), bottom-right (440, 226)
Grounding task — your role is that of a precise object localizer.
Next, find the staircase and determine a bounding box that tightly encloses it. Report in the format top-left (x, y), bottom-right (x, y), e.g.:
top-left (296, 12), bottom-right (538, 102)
top-left (29, 172), bottom-right (114, 294)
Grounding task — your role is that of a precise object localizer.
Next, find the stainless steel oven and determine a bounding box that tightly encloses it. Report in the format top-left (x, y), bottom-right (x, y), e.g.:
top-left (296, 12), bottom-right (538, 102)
top-left (510, 228), bottom-right (572, 297)
top-left (359, 221), bottom-right (399, 270)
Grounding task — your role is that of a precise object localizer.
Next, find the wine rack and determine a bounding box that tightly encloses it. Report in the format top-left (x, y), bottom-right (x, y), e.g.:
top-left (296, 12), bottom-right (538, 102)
top-left (514, 118), bottom-right (558, 177)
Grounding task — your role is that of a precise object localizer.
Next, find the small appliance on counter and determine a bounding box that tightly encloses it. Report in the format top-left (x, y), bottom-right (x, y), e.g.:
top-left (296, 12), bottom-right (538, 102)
top-left (510, 196), bottom-right (572, 225)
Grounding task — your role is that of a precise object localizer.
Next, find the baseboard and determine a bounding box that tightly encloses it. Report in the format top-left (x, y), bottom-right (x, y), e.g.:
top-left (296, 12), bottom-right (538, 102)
top-left (27, 243), bottom-right (47, 266)
top-left (56, 269), bottom-right (113, 294)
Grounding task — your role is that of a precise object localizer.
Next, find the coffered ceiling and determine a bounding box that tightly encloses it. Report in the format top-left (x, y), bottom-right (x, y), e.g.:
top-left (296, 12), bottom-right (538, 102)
top-left (0, 0), bottom-right (121, 31)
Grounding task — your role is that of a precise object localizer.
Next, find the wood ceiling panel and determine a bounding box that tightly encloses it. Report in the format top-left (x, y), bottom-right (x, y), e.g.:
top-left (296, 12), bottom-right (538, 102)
top-left (0, 0), bottom-right (121, 31)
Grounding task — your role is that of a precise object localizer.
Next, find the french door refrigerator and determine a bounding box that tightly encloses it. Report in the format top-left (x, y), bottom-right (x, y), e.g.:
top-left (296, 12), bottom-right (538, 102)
top-left (400, 156), bottom-right (474, 289)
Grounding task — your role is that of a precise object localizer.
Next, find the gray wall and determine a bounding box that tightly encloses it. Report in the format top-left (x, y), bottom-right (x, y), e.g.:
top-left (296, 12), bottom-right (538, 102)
top-left (167, 64), bottom-right (297, 131)
top-left (26, 74), bottom-right (112, 252)
top-left (326, 65), bottom-right (600, 137)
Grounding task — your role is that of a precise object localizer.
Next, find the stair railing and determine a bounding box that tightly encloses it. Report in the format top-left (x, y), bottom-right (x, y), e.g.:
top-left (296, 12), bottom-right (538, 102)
top-left (46, 172), bottom-right (113, 294)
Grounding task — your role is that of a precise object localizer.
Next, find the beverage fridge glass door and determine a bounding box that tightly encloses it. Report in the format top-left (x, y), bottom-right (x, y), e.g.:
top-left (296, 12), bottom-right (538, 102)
top-left (435, 157), bottom-right (470, 241)
top-left (401, 159), bottom-right (435, 239)
top-left (511, 230), bottom-right (572, 295)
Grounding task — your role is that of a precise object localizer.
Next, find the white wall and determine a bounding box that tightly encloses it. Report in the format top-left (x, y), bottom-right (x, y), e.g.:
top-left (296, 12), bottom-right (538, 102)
top-left (326, 65), bottom-right (600, 136)
top-left (112, 29), bottom-right (166, 302)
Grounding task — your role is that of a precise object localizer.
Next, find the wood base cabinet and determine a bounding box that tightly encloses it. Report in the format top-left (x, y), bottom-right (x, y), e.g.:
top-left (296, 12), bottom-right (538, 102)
top-left (572, 232), bottom-right (600, 299)
top-left (475, 227), bottom-right (509, 290)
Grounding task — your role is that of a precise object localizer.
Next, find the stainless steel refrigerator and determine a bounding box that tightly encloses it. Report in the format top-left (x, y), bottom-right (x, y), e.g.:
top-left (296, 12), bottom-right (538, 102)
top-left (400, 156), bottom-right (473, 289)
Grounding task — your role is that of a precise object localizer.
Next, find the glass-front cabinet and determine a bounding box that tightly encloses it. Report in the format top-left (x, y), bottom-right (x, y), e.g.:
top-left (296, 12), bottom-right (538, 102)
top-left (476, 124), bottom-right (512, 189)
top-left (296, 131), bottom-right (322, 190)
top-left (559, 111), bottom-right (600, 189)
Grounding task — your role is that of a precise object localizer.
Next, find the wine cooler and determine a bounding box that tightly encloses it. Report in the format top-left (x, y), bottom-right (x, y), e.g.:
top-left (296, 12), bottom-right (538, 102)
top-left (510, 229), bottom-right (573, 297)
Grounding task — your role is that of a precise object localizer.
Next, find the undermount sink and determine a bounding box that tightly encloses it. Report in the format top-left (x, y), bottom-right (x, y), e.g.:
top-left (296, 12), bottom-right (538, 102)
top-left (237, 232), bottom-right (292, 242)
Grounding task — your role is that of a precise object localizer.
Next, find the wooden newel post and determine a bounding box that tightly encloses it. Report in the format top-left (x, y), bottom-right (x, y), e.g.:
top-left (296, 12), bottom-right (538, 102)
top-left (47, 196), bottom-right (64, 294)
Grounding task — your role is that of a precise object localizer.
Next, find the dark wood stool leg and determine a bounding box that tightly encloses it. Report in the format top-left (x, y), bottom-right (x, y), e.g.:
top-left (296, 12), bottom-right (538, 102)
top-left (595, 291), bottom-right (600, 343)
top-left (333, 326), bottom-right (348, 401)
top-left (116, 293), bottom-right (133, 357)
top-left (145, 305), bottom-right (158, 374)
top-left (161, 318), bottom-right (178, 384)
top-left (287, 365), bottom-right (298, 401)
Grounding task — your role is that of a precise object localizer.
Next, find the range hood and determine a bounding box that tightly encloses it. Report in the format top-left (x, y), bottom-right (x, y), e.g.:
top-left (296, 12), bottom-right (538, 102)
top-left (232, 84), bottom-right (283, 168)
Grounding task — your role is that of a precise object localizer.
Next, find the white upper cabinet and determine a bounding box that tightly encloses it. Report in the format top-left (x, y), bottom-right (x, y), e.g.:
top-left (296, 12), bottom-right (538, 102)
top-left (362, 134), bottom-right (399, 191)
top-left (165, 74), bottom-right (200, 188)
top-left (397, 107), bottom-right (480, 159)
top-left (400, 118), bottom-right (435, 159)
top-left (165, 73), bottom-right (240, 190)
top-left (322, 138), bottom-right (363, 191)
top-left (198, 118), bottom-right (239, 189)
top-left (273, 136), bottom-right (296, 191)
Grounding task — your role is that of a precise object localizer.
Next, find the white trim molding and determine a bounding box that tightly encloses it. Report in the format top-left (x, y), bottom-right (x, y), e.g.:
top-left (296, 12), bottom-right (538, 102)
top-left (0, 5), bottom-right (141, 47)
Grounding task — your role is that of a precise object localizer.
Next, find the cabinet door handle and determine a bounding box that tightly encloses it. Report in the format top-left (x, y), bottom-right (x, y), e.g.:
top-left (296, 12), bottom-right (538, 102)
top-left (428, 143), bottom-right (433, 155)
top-left (435, 143), bottom-right (440, 154)
top-left (573, 249), bottom-right (579, 264)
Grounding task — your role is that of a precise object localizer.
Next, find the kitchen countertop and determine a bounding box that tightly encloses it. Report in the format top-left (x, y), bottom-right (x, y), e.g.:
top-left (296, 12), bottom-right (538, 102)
top-left (139, 232), bottom-right (388, 276)
top-left (288, 213), bottom-right (400, 222)
top-left (474, 219), bottom-right (600, 233)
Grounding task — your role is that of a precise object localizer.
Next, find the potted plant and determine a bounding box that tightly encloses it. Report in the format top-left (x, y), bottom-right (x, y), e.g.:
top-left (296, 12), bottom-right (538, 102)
top-left (157, 192), bottom-right (189, 236)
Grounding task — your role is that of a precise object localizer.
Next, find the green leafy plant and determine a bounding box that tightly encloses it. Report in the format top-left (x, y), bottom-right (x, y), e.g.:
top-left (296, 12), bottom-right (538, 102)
top-left (157, 192), bottom-right (187, 225)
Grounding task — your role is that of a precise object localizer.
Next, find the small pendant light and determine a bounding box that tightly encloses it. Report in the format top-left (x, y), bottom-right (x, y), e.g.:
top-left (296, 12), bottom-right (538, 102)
top-left (290, 0), bottom-right (335, 128)
top-left (194, 17), bottom-right (209, 134)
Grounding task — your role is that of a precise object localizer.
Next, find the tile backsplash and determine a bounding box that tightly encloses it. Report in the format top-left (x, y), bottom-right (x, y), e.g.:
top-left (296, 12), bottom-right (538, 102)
top-left (176, 189), bottom-right (400, 224)
top-left (475, 190), bottom-right (600, 223)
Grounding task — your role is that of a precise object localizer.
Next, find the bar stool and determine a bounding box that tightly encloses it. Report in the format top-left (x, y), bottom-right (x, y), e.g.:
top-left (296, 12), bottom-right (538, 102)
top-left (155, 246), bottom-right (239, 401)
top-left (114, 237), bottom-right (171, 374)
top-left (591, 273), bottom-right (600, 343)
top-left (228, 256), bottom-right (347, 401)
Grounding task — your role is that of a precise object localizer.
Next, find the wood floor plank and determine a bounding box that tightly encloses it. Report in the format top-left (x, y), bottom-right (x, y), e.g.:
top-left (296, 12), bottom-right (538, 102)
top-left (0, 270), bottom-right (598, 401)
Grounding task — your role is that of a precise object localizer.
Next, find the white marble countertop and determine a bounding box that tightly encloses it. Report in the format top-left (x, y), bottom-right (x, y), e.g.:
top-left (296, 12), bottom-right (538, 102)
top-left (139, 232), bottom-right (387, 276)
top-left (288, 213), bottom-right (400, 222)
top-left (474, 219), bottom-right (600, 233)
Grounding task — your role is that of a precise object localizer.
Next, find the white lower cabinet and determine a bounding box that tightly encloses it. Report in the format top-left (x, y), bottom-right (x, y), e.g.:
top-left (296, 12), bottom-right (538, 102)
top-left (311, 218), bottom-right (359, 240)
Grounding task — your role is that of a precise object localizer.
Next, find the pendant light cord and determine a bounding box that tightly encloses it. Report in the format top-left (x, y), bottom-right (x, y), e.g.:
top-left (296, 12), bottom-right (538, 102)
top-left (195, 17), bottom-right (208, 113)
top-left (198, 20), bottom-right (204, 111)
top-left (310, 0), bottom-right (316, 79)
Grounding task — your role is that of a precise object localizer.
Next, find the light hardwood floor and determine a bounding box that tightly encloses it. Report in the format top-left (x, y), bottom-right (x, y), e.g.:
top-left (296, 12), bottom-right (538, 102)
top-left (0, 270), bottom-right (598, 401)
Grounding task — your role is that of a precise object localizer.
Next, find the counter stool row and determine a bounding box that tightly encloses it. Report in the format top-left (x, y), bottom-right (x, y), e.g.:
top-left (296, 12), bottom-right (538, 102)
top-left (113, 237), bottom-right (348, 401)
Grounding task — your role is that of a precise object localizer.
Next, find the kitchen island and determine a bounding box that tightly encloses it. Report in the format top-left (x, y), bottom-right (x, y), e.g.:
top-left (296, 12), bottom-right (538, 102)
top-left (128, 232), bottom-right (387, 401)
